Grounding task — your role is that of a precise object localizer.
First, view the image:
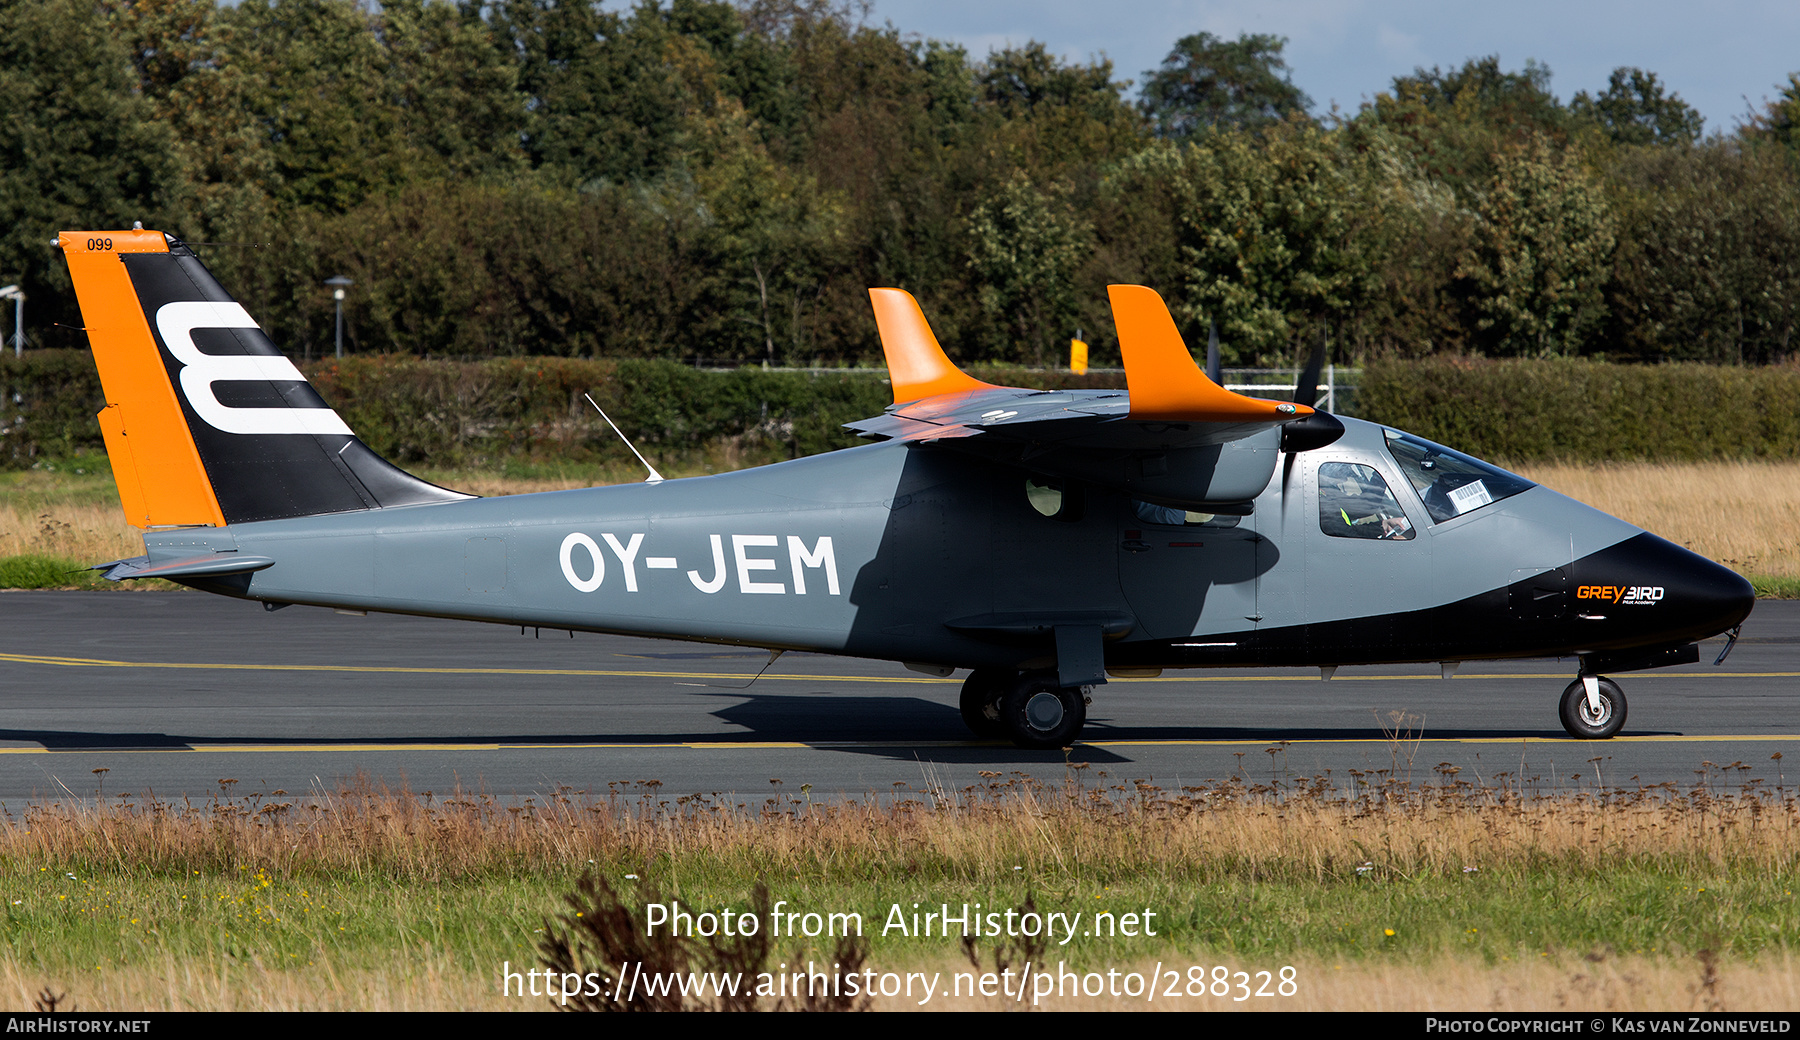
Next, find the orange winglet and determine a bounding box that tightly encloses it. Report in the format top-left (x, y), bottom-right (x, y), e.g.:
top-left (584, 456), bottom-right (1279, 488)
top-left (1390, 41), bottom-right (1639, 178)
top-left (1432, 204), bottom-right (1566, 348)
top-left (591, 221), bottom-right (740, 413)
top-left (61, 231), bottom-right (226, 528)
top-left (1107, 285), bottom-right (1311, 423)
top-left (868, 288), bottom-right (997, 405)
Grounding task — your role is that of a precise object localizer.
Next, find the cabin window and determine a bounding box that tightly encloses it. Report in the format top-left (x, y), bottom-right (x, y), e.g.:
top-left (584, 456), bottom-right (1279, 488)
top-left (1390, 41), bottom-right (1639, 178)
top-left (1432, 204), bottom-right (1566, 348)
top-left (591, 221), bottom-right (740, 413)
top-left (1382, 429), bottom-right (1533, 524)
top-left (1318, 463), bottom-right (1415, 540)
top-left (1026, 478), bottom-right (1083, 521)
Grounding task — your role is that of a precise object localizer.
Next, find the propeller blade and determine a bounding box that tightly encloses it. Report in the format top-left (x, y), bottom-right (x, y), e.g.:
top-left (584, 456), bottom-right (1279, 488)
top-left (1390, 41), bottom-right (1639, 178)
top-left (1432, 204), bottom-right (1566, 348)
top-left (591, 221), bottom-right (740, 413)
top-left (1293, 330), bottom-right (1325, 410)
top-left (1280, 452), bottom-right (1297, 521)
top-left (1205, 321), bottom-right (1221, 384)
top-left (1278, 329), bottom-right (1343, 453)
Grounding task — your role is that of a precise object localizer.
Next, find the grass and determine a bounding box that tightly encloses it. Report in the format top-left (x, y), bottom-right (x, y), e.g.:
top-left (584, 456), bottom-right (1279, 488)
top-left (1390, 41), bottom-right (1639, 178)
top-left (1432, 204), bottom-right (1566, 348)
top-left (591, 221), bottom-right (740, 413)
top-left (1513, 459), bottom-right (1800, 589)
top-left (0, 770), bottom-right (1793, 1010)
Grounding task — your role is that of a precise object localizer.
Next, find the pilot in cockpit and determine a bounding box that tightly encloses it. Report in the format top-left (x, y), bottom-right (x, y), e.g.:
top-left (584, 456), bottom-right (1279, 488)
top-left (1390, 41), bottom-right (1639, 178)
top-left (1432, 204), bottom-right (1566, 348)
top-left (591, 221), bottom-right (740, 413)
top-left (1318, 462), bottom-right (1414, 540)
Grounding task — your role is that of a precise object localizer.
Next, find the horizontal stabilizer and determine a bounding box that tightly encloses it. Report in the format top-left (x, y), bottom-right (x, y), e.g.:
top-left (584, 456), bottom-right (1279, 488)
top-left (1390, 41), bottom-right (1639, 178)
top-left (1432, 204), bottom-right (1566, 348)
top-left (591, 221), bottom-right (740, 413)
top-left (95, 552), bottom-right (276, 582)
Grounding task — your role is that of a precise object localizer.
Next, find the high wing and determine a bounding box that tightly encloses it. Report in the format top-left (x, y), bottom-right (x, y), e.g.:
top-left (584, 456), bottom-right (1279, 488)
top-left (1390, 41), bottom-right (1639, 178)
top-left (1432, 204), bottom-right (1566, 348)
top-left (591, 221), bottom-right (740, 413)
top-left (846, 285), bottom-right (1313, 508)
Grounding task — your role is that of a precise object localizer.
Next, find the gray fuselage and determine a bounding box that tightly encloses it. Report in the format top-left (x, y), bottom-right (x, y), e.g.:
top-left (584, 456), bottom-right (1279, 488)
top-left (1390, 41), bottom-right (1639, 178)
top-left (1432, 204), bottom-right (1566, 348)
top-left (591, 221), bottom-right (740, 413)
top-left (153, 416), bottom-right (1752, 677)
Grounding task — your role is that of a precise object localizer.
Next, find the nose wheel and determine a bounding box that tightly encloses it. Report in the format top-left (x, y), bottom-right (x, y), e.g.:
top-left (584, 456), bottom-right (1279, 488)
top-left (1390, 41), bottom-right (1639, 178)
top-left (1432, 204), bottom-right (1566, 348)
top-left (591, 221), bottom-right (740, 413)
top-left (1559, 676), bottom-right (1627, 739)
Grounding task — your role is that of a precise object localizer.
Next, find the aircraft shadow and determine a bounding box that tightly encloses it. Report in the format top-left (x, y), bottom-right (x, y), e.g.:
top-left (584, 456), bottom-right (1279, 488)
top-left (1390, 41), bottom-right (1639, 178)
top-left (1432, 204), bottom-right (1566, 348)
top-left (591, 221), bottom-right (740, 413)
top-left (0, 685), bottom-right (1682, 760)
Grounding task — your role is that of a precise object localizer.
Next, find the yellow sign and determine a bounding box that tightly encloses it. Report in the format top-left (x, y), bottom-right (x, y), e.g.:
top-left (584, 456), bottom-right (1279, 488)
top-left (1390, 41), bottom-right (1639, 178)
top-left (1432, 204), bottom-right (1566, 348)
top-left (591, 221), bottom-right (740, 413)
top-left (1070, 338), bottom-right (1089, 374)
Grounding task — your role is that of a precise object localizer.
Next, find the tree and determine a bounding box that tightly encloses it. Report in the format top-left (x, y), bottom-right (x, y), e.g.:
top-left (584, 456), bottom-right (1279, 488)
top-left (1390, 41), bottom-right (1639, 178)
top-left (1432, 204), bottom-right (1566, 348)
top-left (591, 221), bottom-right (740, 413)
top-left (1109, 120), bottom-right (1369, 363)
top-left (1744, 72), bottom-right (1800, 152)
top-left (1361, 56), bottom-right (1570, 189)
top-left (1571, 67), bottom-right (1704, 146)
top-left (964, 171), bottom-right (1093, 365)
top-left (975, 42), bottom-right (1142, 168)
top-left (1389, 56), bottom-right (1564, 130)
top-left (1139, 31), bottom-right (1310, 137)
top-left (0, 0), bottom-right (178, 344)
top-left (1456, 135), bottom-right (1616, 356)
top-left (1607, 142), bottom-right (1800, 363)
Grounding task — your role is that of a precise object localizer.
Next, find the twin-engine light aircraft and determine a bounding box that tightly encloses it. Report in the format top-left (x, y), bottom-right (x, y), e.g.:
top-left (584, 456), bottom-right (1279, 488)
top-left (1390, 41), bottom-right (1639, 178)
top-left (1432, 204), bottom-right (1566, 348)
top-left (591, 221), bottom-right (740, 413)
top-left (59, 229), bottom-right (1753, 748)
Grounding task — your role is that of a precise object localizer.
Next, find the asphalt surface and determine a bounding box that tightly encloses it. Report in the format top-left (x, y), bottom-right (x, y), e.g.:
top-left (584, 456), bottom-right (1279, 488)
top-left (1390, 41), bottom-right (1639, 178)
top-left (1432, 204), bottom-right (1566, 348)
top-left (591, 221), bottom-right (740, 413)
top-left (0, 590), bottom-right (1793, 802)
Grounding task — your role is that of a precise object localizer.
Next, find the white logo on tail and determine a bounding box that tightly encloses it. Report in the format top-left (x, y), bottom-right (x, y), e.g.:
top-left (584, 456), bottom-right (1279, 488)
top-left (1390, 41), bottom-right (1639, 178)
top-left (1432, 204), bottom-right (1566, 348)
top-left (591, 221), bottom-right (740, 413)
top-left (155, 301), bottom-right (353, 436)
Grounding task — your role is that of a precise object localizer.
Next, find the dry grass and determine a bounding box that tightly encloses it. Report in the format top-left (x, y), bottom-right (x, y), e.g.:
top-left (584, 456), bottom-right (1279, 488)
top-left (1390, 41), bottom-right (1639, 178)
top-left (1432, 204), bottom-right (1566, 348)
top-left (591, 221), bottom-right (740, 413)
top-left (0, 502), bottom-right (141, 565)
top-left (10, 769), bottom-right (1799, 884)
top-left (1515, 459), bottom-right (1800, 580)
top-left (4, 951), bottom-right (1793, 1012)
top-left (1, 775), bottom-right (1796, 1011)
top-left (869, 951), bottom-right (1800, 1012)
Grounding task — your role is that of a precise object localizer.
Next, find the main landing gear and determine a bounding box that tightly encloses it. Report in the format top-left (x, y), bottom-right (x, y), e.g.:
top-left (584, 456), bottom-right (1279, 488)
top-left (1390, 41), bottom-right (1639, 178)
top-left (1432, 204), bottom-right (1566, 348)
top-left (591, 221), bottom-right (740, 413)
top-left (1559, 675), bottom-right (1627, 739)
top-left (959, 668), bottom-right (1090, 749)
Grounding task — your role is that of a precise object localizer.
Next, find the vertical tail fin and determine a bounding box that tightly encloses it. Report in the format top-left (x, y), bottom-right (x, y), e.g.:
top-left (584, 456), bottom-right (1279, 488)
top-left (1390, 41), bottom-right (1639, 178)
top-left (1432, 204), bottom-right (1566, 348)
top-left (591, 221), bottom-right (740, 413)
top-left (60, 230), bottom-right (469, 527)
top-left (1107, 284), bottom-right (1308, 424)
top-left (867, 288), bottom-right (995, 405)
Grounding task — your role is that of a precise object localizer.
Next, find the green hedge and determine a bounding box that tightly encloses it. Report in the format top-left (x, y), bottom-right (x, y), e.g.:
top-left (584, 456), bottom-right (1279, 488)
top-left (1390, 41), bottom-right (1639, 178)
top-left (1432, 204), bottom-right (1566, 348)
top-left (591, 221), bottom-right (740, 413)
top-left (0, 351), bottom-right (108, 466)
top-left (7, 350), bottom-right (1800, 469)
top-left (1356, 358), bottom-right (1800, 462)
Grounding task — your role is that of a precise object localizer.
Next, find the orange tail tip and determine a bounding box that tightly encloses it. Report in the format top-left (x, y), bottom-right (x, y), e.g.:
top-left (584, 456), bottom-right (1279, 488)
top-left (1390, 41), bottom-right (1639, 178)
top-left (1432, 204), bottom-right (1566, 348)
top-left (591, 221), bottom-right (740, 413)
top-left (867, 288), bottom-right (996, 405)
top-left (1107, 284), bottom-right (1310, 424)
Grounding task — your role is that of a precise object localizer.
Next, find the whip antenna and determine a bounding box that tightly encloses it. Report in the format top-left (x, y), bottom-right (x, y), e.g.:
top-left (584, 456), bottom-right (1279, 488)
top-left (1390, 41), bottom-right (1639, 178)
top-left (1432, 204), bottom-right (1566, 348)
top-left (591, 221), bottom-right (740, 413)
top-left (584, 393), bottom-right (664, 484)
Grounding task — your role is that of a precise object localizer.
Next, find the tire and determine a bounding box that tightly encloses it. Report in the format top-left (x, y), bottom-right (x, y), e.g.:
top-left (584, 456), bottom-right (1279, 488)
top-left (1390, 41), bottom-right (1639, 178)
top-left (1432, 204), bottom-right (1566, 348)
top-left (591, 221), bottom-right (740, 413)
top-left (999, 673), bottom-right (1087, 749)
top-left (959, 668), bottom-right (1014, 739)
top-left (1559, 676), bottom-right (1627, 739)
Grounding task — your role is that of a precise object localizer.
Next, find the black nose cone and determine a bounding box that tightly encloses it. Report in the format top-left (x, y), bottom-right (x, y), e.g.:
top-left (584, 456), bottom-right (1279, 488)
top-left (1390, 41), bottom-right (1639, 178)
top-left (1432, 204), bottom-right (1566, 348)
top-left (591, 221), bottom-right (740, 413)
top-left (1569, 533), bottom-right (1754, 646)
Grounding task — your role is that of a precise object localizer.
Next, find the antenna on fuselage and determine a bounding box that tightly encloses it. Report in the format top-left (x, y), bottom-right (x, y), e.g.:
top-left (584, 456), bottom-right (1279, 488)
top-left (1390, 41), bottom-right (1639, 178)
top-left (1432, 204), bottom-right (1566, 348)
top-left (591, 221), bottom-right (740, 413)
top-left (584, 393), bottom-right (664, 484)
top-left (675, 649), bottom-right (785, 689)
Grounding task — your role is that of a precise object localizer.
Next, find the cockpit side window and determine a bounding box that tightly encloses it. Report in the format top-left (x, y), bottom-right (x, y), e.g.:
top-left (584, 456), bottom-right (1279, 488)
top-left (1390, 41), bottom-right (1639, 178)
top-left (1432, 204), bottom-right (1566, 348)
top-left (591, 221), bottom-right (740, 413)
top-left (1382, 429), bottom-right (1534, 524)
top-left (1318, 462), bottom-right (1415, 540)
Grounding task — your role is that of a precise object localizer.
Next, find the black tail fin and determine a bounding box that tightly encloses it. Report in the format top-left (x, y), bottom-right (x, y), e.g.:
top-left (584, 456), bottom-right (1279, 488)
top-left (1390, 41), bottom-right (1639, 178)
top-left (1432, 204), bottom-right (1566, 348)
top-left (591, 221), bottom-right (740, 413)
top-left (62, 230), bottom-right (469, 527)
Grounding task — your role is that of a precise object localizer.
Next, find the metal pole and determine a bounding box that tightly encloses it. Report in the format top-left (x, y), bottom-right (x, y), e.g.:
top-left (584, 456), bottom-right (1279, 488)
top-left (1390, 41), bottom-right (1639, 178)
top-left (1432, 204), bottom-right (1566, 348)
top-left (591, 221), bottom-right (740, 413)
top-left (1, 287), bottom-right (21, 357)
top-left (325, 275), bottom-right (352, 360)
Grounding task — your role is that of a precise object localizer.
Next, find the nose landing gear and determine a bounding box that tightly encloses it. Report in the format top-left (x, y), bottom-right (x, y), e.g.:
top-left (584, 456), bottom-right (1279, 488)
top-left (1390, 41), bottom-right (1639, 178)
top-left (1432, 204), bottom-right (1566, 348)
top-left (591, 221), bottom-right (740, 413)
top-left (1559, 675), bottom-right (1627, 739)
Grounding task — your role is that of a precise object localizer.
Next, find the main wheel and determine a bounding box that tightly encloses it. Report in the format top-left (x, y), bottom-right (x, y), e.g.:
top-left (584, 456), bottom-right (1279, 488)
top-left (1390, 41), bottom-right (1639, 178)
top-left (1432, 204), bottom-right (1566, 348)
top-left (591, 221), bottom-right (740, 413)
top-left (999, 673), bottom-right (1087, 749)
top-left (959, 668), bottom-right (1015, 738)
top-left (1559, 676), bottom-right (1627, 739)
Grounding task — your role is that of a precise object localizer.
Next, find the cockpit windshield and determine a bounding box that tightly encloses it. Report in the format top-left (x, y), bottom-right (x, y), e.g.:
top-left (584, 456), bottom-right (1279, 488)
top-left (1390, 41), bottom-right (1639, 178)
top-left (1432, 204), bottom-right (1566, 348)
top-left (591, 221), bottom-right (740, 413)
top-left (1382, 429), bottom-right (1534, 524)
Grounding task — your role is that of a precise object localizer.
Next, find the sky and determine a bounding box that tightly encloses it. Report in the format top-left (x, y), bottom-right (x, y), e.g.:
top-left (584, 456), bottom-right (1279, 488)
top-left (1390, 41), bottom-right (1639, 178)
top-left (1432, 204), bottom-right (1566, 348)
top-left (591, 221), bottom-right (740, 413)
top-left (864, 0), bottom-right (1800, 135)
